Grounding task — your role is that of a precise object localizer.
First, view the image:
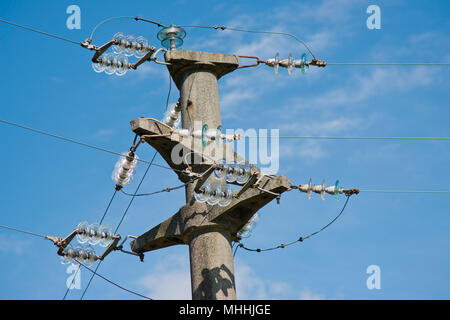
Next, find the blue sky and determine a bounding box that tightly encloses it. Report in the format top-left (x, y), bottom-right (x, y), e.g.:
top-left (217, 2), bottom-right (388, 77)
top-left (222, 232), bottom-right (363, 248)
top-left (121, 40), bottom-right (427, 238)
top-left (0, 0), bottom-right (450, 300)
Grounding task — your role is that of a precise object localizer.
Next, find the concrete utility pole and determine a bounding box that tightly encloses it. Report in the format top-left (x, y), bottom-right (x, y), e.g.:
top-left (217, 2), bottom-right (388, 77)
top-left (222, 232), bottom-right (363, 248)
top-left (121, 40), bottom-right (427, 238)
top-left (129, 50), bottom-right (291, 300)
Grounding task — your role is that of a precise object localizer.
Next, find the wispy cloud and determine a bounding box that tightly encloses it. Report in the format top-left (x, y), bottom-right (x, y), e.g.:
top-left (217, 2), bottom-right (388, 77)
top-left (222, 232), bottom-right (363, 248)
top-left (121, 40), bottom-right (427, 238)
top-left (0, 235), bottom-right (33, 255)
top-left (299, 287), bottom-right (324, 300)
top-left (137, 254), bottom-right (298, 299)
top-left (301, 67), bottom-right (436, 110)
top-left (138, 254), bottom-right (191, 300)
top-left (93, 128), bottom-right (115, 138)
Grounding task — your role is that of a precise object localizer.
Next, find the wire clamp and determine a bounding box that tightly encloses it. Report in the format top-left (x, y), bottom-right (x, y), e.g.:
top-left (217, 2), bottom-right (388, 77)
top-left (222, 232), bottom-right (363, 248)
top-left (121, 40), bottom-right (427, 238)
top-left (307, 58), bottom-right (327, 67)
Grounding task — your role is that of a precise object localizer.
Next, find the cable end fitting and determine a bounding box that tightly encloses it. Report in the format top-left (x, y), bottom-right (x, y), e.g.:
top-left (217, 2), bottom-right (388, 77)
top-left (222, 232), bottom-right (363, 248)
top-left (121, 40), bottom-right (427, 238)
top-left (343, 188), bottom-right (359, 197)
top-left (308, 58), bottom-right (327, 67)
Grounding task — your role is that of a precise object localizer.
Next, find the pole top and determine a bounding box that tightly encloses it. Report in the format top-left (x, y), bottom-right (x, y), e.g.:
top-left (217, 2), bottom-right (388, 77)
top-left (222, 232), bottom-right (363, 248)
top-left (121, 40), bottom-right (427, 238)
top-left (164, 50), bottom-right (239, 88)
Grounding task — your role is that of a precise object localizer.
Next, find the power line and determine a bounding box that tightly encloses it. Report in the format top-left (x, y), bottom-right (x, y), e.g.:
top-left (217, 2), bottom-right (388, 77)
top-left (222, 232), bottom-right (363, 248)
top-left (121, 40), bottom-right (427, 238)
top-left (74, 260), bottom-right (153, 300)
top-left (114, 151), bottom-right (158, 234)
top-left (327, 62), bottom-right (450, 66)
top-left (0, 222), bottom-right (152, 300)
top-left (0, 18), bottom-right (81, 45)
top-left (99, 189), bottom-right (118, 225)
top-left (165, 71), bottom-right (173, 111)
top-left (89, 16), bottom-right (137, 41)
top-left (360, 189), bottom-right (450, 194)
top-left (3, 17), bottom-right (449, 69)
top-left (249, 136), bottom-right (450, 141)
top-left (0, 224), bottom-right (46, 239)
top-left (238, 195), bottom-right (351, 253)
top-left (63, 188), bottom-right (119, 300)
top-left (88, 16), bottom-right (166, 42)
top-left (0, 119), bottom-right (181, 173)
top-left (4, 119), bottom-right (449, 162)
top-left (80, 151), bottom-right (158, 300)
top-left (120, 181), bottom-right (190, 197)
top-left (178, 24), bottom-right (317, 59)
top-left (79, 261), bottom-right (102, 300)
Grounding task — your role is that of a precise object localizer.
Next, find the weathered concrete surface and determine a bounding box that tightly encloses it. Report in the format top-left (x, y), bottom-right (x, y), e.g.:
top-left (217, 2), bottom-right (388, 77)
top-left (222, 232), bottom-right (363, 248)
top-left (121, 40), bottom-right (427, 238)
top-left (189, 228), bottom-right (236, 300)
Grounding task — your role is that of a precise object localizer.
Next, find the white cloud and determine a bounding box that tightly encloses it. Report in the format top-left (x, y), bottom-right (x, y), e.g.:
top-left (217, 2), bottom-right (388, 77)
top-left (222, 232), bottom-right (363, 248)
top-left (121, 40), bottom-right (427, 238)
top-left (93, 128), bottom-right (114, 138)
top-left (235, 261), bottom-right (269, 299)
top-left (134, 63), bottom-right (167, 81)
top-left (280, 117), bottom-right (362, 136)
top-left (299, 287), bottom-right (324, 300)
top-left (138, 254), bottom-right (191, 300)
top-left (0, 235), bottom-right (32, 255)
top-left (137, 254), bottom-right (297, 300)
top-left (289, 66), bottom-right (437, 112)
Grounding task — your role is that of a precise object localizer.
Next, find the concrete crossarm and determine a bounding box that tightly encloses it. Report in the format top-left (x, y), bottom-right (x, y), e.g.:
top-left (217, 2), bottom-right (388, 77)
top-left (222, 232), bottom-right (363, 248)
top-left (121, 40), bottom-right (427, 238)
top-left (130, 174), bottom-right (292, 254)
top-left (130, 117), bottom-right (257, 183)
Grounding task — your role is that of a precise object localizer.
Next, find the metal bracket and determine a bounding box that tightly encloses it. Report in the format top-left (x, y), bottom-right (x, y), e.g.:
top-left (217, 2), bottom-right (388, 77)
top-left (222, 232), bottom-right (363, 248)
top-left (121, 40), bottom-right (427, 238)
top-left (193, 164), bottom-right (217, 193)
top-left (130, 46), bottom-right (157, 69)
top-left (98, 235), bottom-right (121, 261)
top-left (91, 39), bottom-right (116, 63)
top-left (114, 235), bottom-right (144, 261)
top-left (235, 172), bottom-right (259, 198)
top-left (237, 55), bottom-right (262, 69)
top-left (56, 229), bottom-right (79, 256)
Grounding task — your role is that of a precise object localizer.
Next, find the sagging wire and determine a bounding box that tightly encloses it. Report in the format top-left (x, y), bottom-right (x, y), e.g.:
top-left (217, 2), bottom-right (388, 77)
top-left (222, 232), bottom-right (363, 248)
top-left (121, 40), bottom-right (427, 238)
top-left (152, 47), bottom-right (171, 65)
top-left (120, 181), bottom-right (192, 197)
top-left (74, 259), bottom-right (152, 300)
top-left (177, 24), bottom-right (317, 59)
top-left (87, 16), bottom-right (166, 43)
top-left (3, 17), bottom-right (449, 69)
top-left (237, 195), bottom-right (352, 254)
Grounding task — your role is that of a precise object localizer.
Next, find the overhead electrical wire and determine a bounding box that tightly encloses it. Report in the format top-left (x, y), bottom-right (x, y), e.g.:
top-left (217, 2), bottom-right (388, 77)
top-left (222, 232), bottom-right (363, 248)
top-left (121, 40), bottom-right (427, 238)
top-left (88, 16), bottom-right (166, 42)
top-left (74, 260), bottom-right (152, 300)
top-left (177, 23), bottom-right (317, 59)
top-left (0, 119), bottom-right (183, 174)
top-left (3, 118), bottom-right (450, 197)
top-left (0, 224), bottom-right (46, 239)
top-left (165, 71), bottom-right (173, 112)
top-left (120, 181), bottom-right (190, 197)
top-left (2, 14), bottom-right (450, 299)
top-left (327, 62), bottom-right (450, 66)
top-left (248, 135), bottom-right (450, 141)
top-left (99, 190), bottom-right (118, 225)
top-left (63, 188), bottom-right (118, 300)
top-left (2, 17), bottom-right (450, 68)
top-left (80, 151), bottom-right (158, 300)
top-left (360, 189), bottom-right (450, 194)
top-left (238, 195), bottom-right (351, 253)
top-left (0, 223), bottom-right (152, 300)
top-left (0, 18), bottom-right (81, 45)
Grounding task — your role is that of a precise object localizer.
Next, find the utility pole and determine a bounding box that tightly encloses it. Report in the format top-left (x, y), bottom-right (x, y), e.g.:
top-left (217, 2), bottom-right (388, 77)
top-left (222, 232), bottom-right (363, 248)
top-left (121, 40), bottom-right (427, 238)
top-left (129, 49), bottom-right (291, 300)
